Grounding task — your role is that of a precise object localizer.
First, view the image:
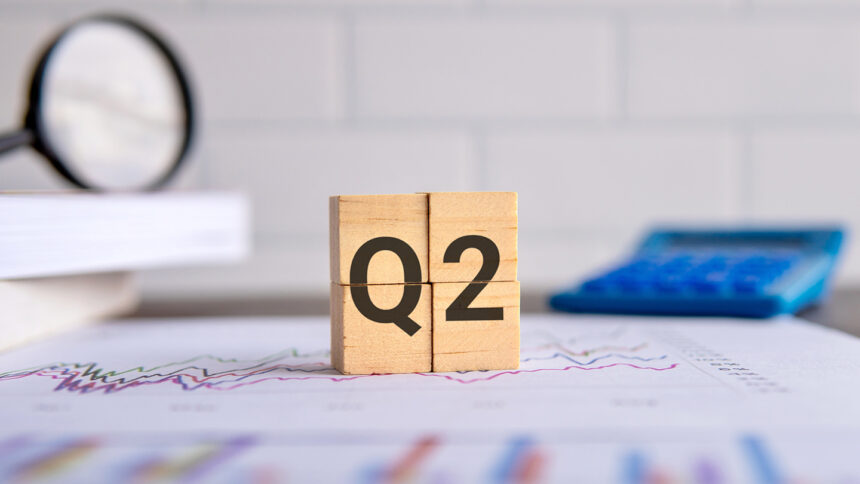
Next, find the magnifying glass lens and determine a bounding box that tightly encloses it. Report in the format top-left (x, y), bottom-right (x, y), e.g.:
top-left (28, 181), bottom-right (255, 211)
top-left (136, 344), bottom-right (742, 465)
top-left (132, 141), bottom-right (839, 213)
top-left (39, 20), bottom-right (187, 190)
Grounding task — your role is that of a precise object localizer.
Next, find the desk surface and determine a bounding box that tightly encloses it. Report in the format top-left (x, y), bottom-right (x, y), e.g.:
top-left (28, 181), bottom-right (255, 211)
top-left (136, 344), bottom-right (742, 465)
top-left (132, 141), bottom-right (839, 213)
top-left (132, 288), bottom-right (860, 337)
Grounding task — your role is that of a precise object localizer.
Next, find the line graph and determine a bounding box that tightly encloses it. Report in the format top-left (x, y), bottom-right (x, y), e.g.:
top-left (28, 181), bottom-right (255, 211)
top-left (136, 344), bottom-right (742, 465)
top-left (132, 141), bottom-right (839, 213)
top-left (0, 323), bottom-right (681, 394)
top-left (2, 316), bottom-right (859, 482)
top-left (420, 361), bottom-right (678, 385)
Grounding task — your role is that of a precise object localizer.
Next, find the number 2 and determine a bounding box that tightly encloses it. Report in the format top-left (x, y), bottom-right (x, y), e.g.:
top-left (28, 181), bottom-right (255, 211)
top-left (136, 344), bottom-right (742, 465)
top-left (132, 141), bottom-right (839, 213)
top-left (444, 235), bottom-right (504, 321)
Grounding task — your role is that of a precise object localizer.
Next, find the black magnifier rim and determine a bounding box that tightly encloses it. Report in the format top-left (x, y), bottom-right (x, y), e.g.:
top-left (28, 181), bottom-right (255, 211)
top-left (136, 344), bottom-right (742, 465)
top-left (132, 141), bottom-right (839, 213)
top-left (24, 13), bottom-right (194, 191)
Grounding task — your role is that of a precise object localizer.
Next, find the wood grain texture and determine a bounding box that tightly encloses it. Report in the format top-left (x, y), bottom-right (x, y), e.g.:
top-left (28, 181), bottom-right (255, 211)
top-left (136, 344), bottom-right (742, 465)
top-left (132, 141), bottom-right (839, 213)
top-left (428, 192), bottom-right (517, 283)
top-left (330, 194), bottom-right (429, 285)
top-left (331, 282), bottom-right (432, 374)
top-left (431, 280), bottom-right (520, 372)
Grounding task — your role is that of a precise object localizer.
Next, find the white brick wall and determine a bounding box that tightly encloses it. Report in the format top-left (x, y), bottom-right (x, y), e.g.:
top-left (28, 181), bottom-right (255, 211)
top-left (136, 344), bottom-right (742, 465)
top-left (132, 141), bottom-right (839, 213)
top-left (485, 130), bottom-right (741, 231)
top-left (1, 1), bottom-right (859, 299)
top-left (165, 14), bottom-right (344, 122)
top-left (628, 19), bottom-right (860, 119)
top-left (751, 129), bottom-right (860, 281)
top-left (354, 15), bottom-right (616, 119)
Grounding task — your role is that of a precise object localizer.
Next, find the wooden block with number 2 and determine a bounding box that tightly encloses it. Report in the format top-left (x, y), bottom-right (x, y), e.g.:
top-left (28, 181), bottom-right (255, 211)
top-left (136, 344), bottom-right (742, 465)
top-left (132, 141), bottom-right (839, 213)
top-left (432, 280), bottom-right (520, 372)
top-left (429, 192), bottom-right (519, 372)
top-left (428, 192), bottom-right (517, 283)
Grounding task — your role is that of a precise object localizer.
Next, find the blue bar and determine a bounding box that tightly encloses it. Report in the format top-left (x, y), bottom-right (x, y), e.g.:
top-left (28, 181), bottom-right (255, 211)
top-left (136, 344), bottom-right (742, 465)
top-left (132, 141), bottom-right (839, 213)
top-left (621, 450), bottom-right (646, 484)
top-left (488, 436), bottom-right (532, 484)
top-left (741, 435), bottom-right (781, 484)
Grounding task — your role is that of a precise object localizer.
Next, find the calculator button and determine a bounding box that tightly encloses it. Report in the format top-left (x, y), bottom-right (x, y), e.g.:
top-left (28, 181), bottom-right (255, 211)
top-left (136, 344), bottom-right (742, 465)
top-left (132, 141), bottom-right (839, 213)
top-left (654, 275), bottom-right (685, 293)
top-left (582, 278), bottom-right (612, 293)
top-left (701, 256), bottom-right (728, 270)
top-left (691, 282), bottom-right (720, 294)
top-left (761, 269), bottom-right (782, 280)
top-left (662, 259), bottom-right (693, 274)
top-left (691, 272), bottom-right (728, 293)
top-left (617, 276), bottom-right (650, 293)
top-left (733, 275), bottom-right (768, 294)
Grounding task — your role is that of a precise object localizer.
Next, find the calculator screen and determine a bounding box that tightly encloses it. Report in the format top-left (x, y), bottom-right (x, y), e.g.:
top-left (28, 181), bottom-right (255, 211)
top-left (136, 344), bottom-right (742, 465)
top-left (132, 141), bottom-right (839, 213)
top-left (665, 235), bottom-right (808, 251)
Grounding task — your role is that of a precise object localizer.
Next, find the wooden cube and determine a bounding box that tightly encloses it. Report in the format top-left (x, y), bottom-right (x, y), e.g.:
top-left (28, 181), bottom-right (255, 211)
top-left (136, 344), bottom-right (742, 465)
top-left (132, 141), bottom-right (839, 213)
top-left (431, 280), bottom-right (520, 372)
top-left (331, 282), bottom-right (432, 374)
top-left (330, 194), bottom-right (429, 285)
top-left (428, 192), bottom-right (517, 283)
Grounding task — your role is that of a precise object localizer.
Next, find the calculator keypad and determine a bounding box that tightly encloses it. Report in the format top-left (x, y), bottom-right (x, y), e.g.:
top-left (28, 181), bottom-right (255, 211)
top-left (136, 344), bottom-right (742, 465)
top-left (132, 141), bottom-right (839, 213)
top-left (581, 252), bottom-right (800, 296)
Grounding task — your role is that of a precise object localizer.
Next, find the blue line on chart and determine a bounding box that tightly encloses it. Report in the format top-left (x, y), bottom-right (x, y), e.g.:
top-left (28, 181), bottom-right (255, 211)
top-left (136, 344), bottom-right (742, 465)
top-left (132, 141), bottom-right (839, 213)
top-left (742, 435), bottom-right (781, 484)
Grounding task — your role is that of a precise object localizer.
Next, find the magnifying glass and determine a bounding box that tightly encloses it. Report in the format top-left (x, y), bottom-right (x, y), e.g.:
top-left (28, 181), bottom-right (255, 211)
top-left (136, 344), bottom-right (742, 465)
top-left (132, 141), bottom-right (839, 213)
top-left (0, 14), bottom-right (194, 191)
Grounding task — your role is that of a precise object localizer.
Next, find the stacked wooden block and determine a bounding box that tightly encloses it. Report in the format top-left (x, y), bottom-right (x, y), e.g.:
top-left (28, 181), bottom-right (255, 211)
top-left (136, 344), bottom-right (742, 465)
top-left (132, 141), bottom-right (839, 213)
top-left (330, 192), bottom-right (519, 374)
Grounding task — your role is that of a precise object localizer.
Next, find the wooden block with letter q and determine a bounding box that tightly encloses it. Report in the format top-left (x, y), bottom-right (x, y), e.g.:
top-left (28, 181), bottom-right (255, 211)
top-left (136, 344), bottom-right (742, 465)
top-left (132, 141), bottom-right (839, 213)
top-left (428, 192), bottom-right (517, 284)
top-left (331, 282), bottom-right (432, 374)
top-left (432, 280), bottom-right (520, 372)
top-left (330, 194), bottom-right (429, 285)
top-left (329, 191), bottom-right (519, 374)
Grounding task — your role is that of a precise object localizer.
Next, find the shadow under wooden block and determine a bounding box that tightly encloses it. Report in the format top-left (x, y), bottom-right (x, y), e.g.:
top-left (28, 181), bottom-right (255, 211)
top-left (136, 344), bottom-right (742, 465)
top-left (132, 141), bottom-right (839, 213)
top-left (428, 192), bottom-right (517, 284)
top-left (331, 282), bottom-right (432, 374)
top-left (330, 194), bottom-right (429, 285)
top-left (432, 280), bottom-right (520, 372)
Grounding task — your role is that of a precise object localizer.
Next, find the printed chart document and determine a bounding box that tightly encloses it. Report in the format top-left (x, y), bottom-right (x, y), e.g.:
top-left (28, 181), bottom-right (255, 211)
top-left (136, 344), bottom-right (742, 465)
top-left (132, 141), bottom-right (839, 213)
top-left (1, 314), bottom-right (860, 482)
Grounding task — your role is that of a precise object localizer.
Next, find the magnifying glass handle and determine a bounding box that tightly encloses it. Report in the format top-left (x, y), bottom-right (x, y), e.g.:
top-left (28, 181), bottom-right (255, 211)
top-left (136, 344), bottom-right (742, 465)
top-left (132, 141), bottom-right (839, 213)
top-left (0, 130), bottom-right (34, 157)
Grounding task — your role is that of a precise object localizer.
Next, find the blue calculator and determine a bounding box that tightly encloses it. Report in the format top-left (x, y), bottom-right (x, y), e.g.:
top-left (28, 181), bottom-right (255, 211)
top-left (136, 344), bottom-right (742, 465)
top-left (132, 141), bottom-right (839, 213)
top-left (549, 227), bottom-right (845, 318)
